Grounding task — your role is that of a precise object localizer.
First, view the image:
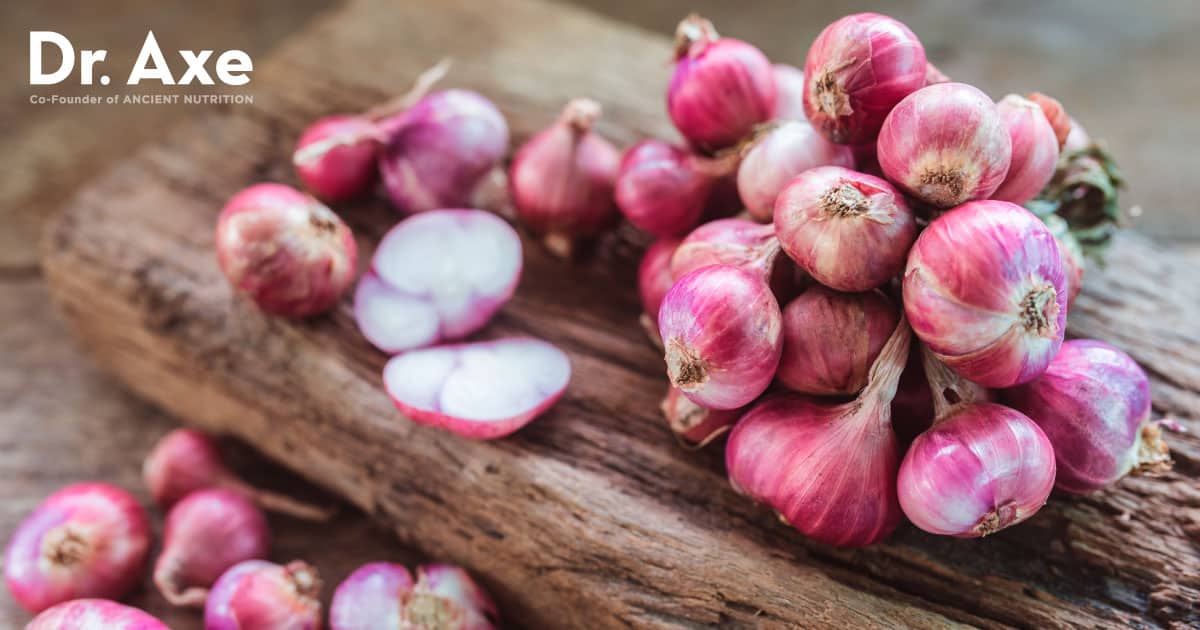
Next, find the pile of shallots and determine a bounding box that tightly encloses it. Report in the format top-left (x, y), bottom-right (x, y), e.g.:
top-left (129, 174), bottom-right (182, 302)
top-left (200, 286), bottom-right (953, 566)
top-left (5, 429), bottom-right (500, 628)
top-left (634, 12), bottom-right (1169, 546)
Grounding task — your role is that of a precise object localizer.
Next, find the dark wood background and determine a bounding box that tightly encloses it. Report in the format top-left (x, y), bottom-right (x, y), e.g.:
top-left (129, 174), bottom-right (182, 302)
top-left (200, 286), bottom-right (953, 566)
top-left (3, 1), bottom-right (1198, 628)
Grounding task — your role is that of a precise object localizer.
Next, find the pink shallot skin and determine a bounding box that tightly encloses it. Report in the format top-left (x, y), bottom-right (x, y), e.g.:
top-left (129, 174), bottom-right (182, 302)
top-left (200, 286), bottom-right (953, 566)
top-left (205, 560), bottom-right (323, 630)
top-left (669, 218), bottom-right (781, 283)
top-left (992, 94), bottom-right (1060, 205)
top-left (1005, 340), bottom-right (1170, 494)
top-left (329, 562), bottom-right (414, 630)
top-left (215, 183), bottom-right (358, 318)
top-left (615, 140), bottom-right (711, 237)
top-left (737, 119), bottom-right (856, 222)
top-left (877, 82), bottom-right (1012, 208)
top-left (639, 238), bottom-right (682, 321)
top-left (26, 599), bottom-right (168, 630)
top-left (903, 200), bottom-right (1066, 388)
top-left (292, 114), bottom-right (381, 201)
top-left (4, 483), bottom-right (151, 614)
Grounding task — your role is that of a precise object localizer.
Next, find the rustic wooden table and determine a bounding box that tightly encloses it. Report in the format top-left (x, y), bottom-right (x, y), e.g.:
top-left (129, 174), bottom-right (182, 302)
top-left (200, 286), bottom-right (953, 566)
top-left (5, 1), bottom-right (1200, 628)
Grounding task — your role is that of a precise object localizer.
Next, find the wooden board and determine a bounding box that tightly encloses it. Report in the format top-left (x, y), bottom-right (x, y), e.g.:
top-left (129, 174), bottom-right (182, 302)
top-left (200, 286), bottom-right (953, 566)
top-left (40, 0), bottom-right (1200, 627)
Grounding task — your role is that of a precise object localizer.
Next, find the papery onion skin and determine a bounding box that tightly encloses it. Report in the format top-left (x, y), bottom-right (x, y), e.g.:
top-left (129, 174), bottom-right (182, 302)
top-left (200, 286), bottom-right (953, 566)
top-left (777, 286), bottom-right (899, 396)
top-left (293, 115), bottom-right (380, 201)
top-left (615, 140), bottom-right (711, 237)
top-left (774, 165), bottom-right (916, 292)
top-left (898, 401), bottom-right (1055, 537)
top-left (27, 599), bottom-right (168, 630)
top-left (668, 15), bottom-right (777, 151)
top-left (330, 562), bottom-right (414, 630)
top-left (660, 386), bottom-right (742, 447)
top-left (669, 219), bottom-right (782, 284)
top-left (772, 64), bottom-right (807, 121)
top-left (378, 89), bottom-right (510, 215)
top-left (4, 483), bottom-right (151, 614)
top-left (992, 94), bottom-right (1060, 205)
top-left (803, 13), bottom-right (927, 144)
top-left (205, 560), bottom-right (322, 630)
top-left (903, 200), bottom-right (1066, 387)
top-left (659, 265), bottom-right (783, 410)
top-left (877, 83), bottom-right (1012, 208)
top-left (1005, 339), bottom-right (1171, 494)
top-left (738, 120), bottom-right (856, 222)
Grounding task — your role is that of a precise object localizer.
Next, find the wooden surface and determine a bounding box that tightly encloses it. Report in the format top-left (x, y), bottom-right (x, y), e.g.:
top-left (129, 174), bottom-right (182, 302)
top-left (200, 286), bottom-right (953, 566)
top-left (36, 0), bottom-right (1200, 627)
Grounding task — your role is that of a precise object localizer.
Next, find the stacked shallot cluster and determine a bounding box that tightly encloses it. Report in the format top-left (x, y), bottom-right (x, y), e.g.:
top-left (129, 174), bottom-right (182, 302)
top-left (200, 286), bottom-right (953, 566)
top-left (633, 13), bottom-right (1164, 546)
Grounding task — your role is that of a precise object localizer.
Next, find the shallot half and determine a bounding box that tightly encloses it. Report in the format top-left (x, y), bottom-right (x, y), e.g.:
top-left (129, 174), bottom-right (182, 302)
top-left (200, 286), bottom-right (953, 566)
top-left (27, 599), bottom-right (168, 630)
top-left (737, 120), bottom-right (856, 222)
top-left (205, 560), bottom-right (322, 630)
top-left (383, 337), bottom-right (571, 439)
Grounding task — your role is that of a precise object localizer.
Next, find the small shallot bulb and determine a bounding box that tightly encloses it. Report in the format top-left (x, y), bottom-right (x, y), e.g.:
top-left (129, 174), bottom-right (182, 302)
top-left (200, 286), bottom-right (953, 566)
top-left (737, 120), bottom-right (856, 222)
top-left (354, 209), bottom-right (522, 354)
top-left (330, 562), bottom-right (499, 630)
top-left (205, 560), bottom-right (322, 630)
top-left (658, 265), bottom-right (783, 410)
top-left (511, 99), bottom-right (620, 257)
top-left (638, 238), bottom-right (682, 347)
top-left (898, 346), bottom-right (1056, 537)
top-left (991, 94), bottom-right (1060, 205)
top-left (143, 428), bottom-right (332, 521)
top-left (1025, 92), bottom-right (1071, 150)
top-left (726, 317), bottom-right (912, 546)
top-left (773, 165), bottom-right (916, 292)
top-left (215, 183), bottom-right (358, 318)
top-left (27, 599), bottom-right (168, 630)
top-left (669, 218), bottom-right (781, 285)
top-left (877, 83), bottom-right (1012, 208)
top-left (904, 200), bottom-right (1066, 387)
top-left (1005, 339), bottom-right (1171, 494)
top-left (803, 13), bottom-right (927, 144)
top-left (614, 140), bottom-right (712, 237)
top-left (330, 562), bottom-right (413, 629)
top-left (777, 286), bottom-right (899, 396)
top-left (660, 386), bottom-right (741, 448)
top-left (668, 15), bottom-right (776, 151)
top-left (153, 488), bottom-right (270, 607)
top-left (771, 63), bottom-right (806, 121)
top-left (4, 483), bottom-right (151, 614)
top-left (379, 89), bottom-right (510, 215)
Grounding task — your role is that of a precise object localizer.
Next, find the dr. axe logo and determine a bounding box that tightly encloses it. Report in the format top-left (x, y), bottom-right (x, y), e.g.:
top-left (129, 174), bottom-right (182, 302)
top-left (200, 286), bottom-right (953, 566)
top-left (30, 31), bottom-right (253, 86)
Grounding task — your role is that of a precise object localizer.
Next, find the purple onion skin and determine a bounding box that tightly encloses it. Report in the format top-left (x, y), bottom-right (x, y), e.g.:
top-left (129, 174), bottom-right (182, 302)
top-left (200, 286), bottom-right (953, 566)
top-left (737, 119), bottom-right (856, 222)
top-left (330, 562), bottom-right (414, 630)
top-left (293, 115), bottom-right (379, 202)
top-left (1005, 339), bottom-right (1169, 494)
top-left (992, 94), bottom-right (1060, 205)
top-left (205, 560), bottom-right (322, 630)
top-left (615, 140), bottom-right (711, 237)
top-left (378, 89), bottom-right (509, 215)
top-left (903, 200), bottom-right (1066, 388)
top-left (27, 599), bottom-right (168, 630)
top-left (898, 403), bottom-right (1056, 537)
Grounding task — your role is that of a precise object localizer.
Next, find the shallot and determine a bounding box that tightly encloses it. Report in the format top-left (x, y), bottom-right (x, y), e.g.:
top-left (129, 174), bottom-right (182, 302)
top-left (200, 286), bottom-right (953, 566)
top-left (904, 200), bottom-right (1066, 387)
top-left (658, 264), bottom-right (782, 410)
top-left (726, 317), bottom-right (912, 546)
top-left (638, 238), bottom-right (682, 347)
top-left (773, 165), bottom-right (916, 292)
top-left (877, 82), bottom-right (1012, 208)
top-left (614, 140), bottom-right (711, 237)
top-left (205, 560), bottom-right (322, 630)
top-left (1042, 213), bottom-right (1085, 306)
top-left (1006, 339), bottom-right (1171, 494)
top-left (153, 488), bottom-right (270, 607)
top-left (668, 15), bottom-right (776, 150)
top-left (27, 599), bottom-right (168, 630)
top-left (803, 13), bottom-right (927, 144)
top-left (510, 99), bottom-right (620, 257)
top-left (669, 218), bottom-right (782, 288)
top-left (4, 483), bottom-right (150, 614)
top-left (992, 94), bottom-right (1060, 205)
top-left (215, 183), bottom-right (358, 318)
top-left (383, 337), bottom-right (571, 439)
top-left (331, 562), bottom-right (499, 630)
top-left (660, 386), bottom-right (741, 448)
top-left (1026, 92), bottom-right (1071, 150)
top-left (771, 63), bottom-right (806, 121)
top-left (777, 286), bottom-right (899, 396)
top-left (737, 120), bottom-right (856, 222)
top-left (898, 346), bottom-right (1056, 537)
top-left (354, 209), bottom-right (522, 353)
top-left (330, 562), bottom-right (413, 630)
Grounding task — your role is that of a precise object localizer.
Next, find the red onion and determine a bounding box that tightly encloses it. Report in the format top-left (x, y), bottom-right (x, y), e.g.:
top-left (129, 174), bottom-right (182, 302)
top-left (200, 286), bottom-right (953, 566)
top-left (877, 83), bottom-right (1012, 208)
top-left (143, 428), bottom-right (332, 521)
top-left (638, 238), bottom-right (682, 348)
top-left (737, 120), bottom-right (856, 222)
top-left (1005, 339), bottom-right (1171, 494)
top-left (511, 99), bottom-right (620, 257)
top-left (215, 183), bottom-right (358, 318)
top-left (406, 564), bottom-right (499, 630)
top-left (355, 209), bottom-right (522, 353)
top-left (27, 600), bottom-right (168, 630)
top-left (898, 346), bottom-right (1055, 537)
top-left (992, 94), bottom-right (1060, 205)
top-left (803, 13), bottom-right (927, 144)
top-left (924, 62), bottom-right (950, 86)
top-left (668, 15), bottom-right (776, 151)
top-left (614, 140), bottom-right (712, 237)
top-left (205, 560), bottom-right (322, 630)
top-left (379, 89), bottom-right (510, 215)
top-left (153, 488), bottom-right (270, 607)
top-left (658, 265), bottom-right (782, 410)
top-left (777, 286), bottom-right (899, 395)
top-left (771, 63), bottom-right (806, 121)
top-left (904, 200), bottom-right (1066, 387)
top-left (1025, 92), bottom-right (1071, 150)
top-left (383, 337), bottom-right (571, 439)
top-left (1042, 213), bottom-right (1084, 307)
top-left (669, 218), bottom-right (781, 285)
top-left (4, 483), bottom-right (150, 614)
top-left (660, 386), bottom-right (741, 448)
top-left (1063, 116), bottom-right (1091, 152)
top-left (726, 317), bottom-right (911, 546)
top-left (774, 165), bottom-right (916, 292)
top-left (330, 562), bottom-right (413, 629)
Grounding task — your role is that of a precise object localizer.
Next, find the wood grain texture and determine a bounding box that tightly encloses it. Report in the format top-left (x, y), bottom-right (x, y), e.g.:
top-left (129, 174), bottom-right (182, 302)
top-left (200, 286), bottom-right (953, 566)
top-left (40, 0), bottom-right (1200, 627)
